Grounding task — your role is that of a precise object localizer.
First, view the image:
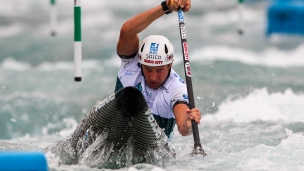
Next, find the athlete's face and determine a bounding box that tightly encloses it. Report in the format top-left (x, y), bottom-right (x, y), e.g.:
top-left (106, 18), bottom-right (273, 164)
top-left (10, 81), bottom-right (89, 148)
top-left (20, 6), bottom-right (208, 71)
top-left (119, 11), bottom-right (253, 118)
top-left (142, 64), bottom-right (172, 89)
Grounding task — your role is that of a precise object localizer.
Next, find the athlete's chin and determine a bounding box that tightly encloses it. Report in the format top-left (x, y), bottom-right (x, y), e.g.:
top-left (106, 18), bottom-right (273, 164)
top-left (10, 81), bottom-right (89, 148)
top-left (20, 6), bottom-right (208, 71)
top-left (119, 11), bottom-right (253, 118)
top-left (147, 83), bottom-right (160, 89)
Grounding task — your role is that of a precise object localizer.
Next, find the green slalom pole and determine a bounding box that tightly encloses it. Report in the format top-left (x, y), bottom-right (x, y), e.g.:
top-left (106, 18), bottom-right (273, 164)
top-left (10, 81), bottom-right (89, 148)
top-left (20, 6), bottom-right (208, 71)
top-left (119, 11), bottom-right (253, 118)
top-left (50, 0), bottom-right (57, 36)
top-left (237, 0), bottom-right (244, 35)
top-left (74, 0), bottom-right (82, 82)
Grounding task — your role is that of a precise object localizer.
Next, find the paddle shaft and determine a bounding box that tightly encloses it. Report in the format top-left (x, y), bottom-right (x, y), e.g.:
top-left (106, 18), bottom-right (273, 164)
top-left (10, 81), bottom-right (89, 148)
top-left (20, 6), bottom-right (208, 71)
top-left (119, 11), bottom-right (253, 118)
top-left (177, 9), bottom-right (203, 152)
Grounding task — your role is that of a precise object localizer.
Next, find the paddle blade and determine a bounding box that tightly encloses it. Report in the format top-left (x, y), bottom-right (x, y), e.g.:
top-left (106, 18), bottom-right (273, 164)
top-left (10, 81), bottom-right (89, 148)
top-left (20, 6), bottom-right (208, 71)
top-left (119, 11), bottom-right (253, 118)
top-left (191, 143), bottom-right (207, 156)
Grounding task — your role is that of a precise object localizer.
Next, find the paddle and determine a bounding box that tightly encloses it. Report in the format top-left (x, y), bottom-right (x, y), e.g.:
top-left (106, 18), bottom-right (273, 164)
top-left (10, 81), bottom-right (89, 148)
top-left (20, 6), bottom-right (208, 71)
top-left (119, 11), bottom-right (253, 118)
top-left (176, 7), bottom-right (207, 156)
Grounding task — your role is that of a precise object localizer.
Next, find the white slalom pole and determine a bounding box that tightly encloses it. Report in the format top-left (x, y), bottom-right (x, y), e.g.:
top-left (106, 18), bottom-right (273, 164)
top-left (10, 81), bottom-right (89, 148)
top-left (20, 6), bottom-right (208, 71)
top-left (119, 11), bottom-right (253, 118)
top-left (74, 0), bottom-right (82, 82)
top-left (237, 0), bottom-right (244, 35)
top-left (50, 0), bottom-right (57, 36)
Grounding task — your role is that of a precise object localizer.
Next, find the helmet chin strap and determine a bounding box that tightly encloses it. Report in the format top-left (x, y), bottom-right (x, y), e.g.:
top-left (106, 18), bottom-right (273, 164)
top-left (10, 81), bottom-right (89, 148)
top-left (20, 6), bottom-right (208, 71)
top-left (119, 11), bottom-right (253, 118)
top-left (166, 66), bottom-right (172, 79)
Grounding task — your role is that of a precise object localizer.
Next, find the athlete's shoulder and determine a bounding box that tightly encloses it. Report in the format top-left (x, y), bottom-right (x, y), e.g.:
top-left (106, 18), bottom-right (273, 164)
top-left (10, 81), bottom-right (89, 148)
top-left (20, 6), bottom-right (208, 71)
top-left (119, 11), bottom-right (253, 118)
top-left (118, 53), bottom-right (141, 70)
top-left (169, 69), bottom-right (186, 85)
top-left (117, 51), bottom-right (138, 59)
top-left (161, 69), bottom-right (186, 93)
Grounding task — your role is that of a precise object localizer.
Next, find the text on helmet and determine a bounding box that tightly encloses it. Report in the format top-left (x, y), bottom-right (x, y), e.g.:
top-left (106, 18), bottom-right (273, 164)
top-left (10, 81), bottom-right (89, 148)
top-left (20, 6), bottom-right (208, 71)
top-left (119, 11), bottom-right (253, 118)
top-left (144, 59), bottom-right (163, 65)
top-left (146, 54), bottom-right (162, 59)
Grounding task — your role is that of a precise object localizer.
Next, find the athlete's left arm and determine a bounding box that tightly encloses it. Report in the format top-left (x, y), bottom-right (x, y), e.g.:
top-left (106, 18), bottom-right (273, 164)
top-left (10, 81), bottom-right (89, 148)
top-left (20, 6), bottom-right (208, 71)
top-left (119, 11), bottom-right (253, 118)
top-left (173, 103), bottom-right (201, 136)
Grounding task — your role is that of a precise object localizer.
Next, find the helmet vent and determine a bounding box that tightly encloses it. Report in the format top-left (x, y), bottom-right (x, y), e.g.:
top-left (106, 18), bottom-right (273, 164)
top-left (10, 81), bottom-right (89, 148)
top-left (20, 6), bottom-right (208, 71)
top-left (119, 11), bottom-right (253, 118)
top-left (164, 44), bottom-right (168, 54)
top-left (140, 43), bottom-right (145, 53)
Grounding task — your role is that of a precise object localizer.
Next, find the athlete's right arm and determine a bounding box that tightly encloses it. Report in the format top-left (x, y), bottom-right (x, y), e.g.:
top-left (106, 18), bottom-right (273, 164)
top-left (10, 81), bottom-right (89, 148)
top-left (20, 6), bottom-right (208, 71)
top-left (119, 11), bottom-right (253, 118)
top-left (116, 0), bottom-right (190, 57)
top-left (174, 104), bottom-right (201, 136)
top-left (116, 5), bottom-right (164, 58)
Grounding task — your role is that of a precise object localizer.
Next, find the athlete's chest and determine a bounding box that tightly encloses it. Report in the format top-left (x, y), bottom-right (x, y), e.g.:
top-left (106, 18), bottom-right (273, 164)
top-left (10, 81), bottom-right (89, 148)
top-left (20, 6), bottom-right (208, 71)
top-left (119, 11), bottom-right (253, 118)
top-left (134, 78), bottom-right (158, 107)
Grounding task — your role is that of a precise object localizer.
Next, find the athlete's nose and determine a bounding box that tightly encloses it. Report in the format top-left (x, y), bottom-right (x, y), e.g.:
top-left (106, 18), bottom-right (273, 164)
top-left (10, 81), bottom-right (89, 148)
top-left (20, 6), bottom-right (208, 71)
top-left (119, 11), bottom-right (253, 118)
top-left (149, 72), bottom-right (157, 81)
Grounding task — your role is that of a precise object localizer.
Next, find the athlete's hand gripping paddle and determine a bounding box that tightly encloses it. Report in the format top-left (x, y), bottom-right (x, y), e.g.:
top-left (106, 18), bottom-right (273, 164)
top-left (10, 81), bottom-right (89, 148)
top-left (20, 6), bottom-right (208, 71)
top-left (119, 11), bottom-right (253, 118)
top-left (176, 7), bottom-right (207, 156)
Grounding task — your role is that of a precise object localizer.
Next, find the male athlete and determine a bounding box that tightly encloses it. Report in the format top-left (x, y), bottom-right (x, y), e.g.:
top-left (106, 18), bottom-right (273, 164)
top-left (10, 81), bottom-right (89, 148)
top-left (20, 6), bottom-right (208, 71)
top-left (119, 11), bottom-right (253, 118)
top-left (115, 0), bottom-right (201, 141)
top-left (48, 0), bottom-right (202, 166)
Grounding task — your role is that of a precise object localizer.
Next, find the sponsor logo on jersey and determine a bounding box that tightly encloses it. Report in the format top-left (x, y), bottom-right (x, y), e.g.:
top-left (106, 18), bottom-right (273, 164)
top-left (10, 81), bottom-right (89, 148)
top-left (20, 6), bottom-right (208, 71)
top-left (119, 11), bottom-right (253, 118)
top-left (183, 94), bottom-right (189, 103)
top-left (135, 82), bottom-right (142, 92)
top-left (179, 77), bottom-right (185, 83)
top-left (170, 98), bottom-right (177, 105)
top-left (124, 70), bottom-right (133, 76)
top-left (160, 86), bottom-right (169, 93)
top-left (144, 89), bottom-right (153, 99)
top-left (123, 62), bottom-right (131, 68)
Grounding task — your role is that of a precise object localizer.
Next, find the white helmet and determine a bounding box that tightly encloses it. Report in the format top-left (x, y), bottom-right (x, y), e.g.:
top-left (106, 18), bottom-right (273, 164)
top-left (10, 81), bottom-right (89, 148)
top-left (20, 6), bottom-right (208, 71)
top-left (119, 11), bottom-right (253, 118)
top-left (138, 35), bottom-right (174, 67)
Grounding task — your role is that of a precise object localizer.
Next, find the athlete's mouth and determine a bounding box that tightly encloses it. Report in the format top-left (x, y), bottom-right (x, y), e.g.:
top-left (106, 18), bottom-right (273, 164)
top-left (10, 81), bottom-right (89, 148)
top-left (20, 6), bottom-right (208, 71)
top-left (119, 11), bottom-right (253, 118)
top-left (148, 82), bottom-right (159, 88)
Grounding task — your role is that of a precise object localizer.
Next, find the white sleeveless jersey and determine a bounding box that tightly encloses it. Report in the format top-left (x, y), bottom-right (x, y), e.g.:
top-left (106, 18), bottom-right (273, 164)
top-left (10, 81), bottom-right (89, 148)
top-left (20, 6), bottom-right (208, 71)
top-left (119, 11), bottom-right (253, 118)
top-left (116, 55), bottom-right (189, 120)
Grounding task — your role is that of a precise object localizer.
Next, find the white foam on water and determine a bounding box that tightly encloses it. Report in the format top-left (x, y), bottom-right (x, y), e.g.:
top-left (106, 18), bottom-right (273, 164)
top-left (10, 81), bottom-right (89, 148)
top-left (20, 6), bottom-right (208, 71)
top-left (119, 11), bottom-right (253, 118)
top-left (234, 129), bottom-right (304, 171)
top-left (204, 88), bottom-right (304, 123)
top-left (201, 5), bottom-right (264, 27)
top-left (0, 24), bottom-right (23, 38)
top-left (0, 58), bottom-right (31, 70)
top-left (0, 58), bottom-right (106, 71)
top-left (189, 44), bottom-right (304, 68)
